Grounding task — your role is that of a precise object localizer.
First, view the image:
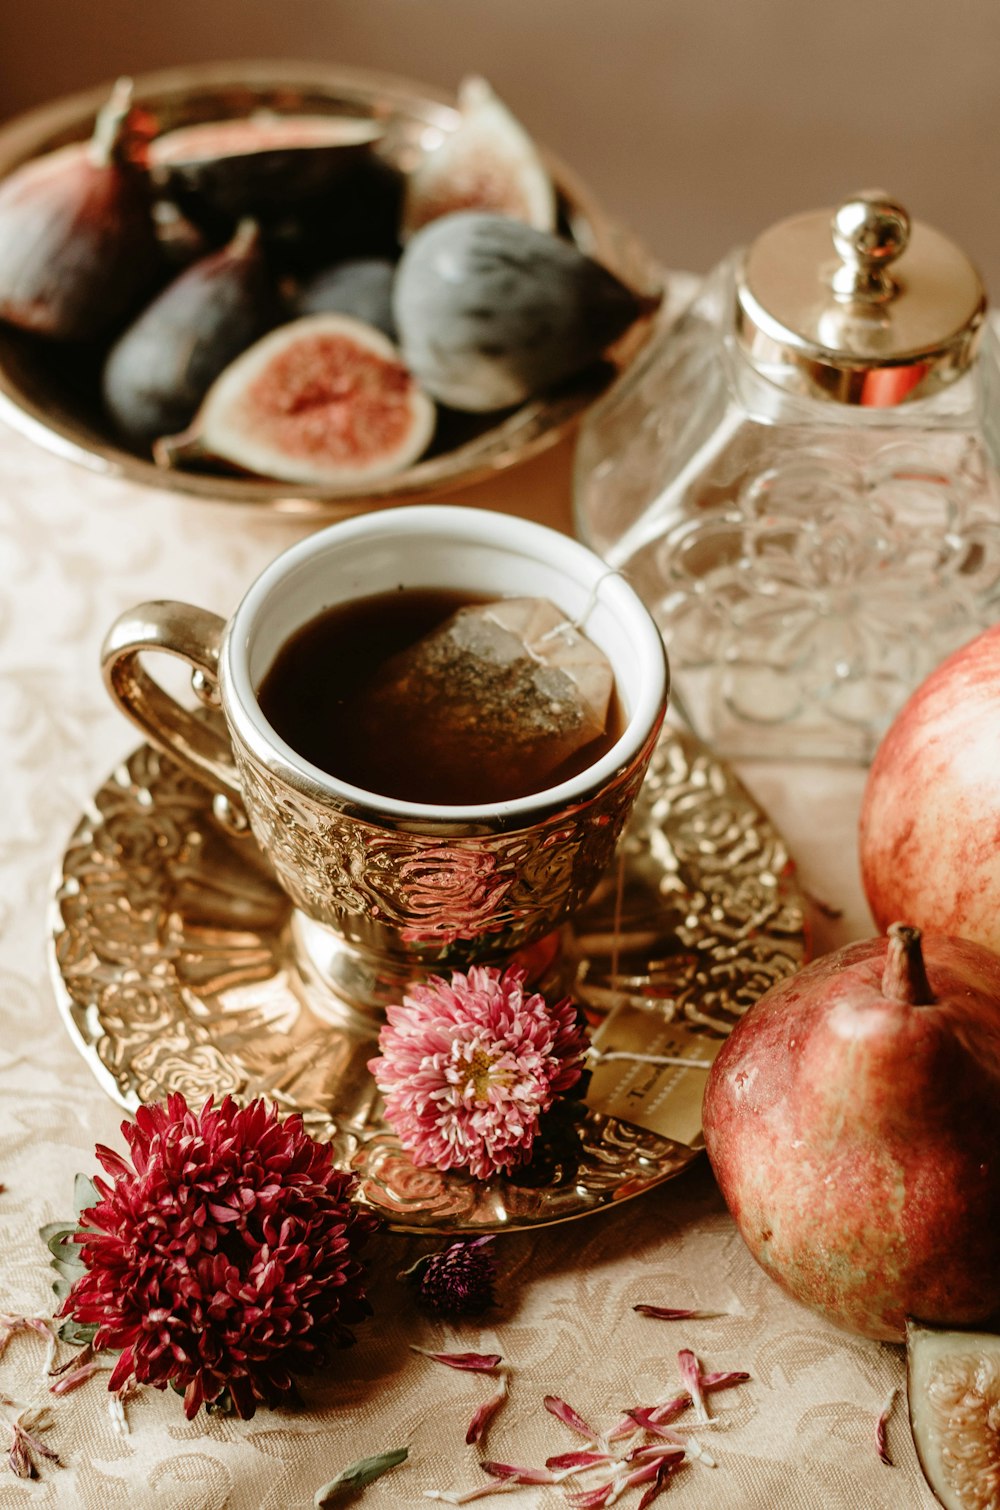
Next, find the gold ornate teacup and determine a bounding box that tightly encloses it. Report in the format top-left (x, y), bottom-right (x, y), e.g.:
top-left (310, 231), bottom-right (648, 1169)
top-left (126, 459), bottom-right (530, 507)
top-left (101, 506), bottom-right (669, 1015)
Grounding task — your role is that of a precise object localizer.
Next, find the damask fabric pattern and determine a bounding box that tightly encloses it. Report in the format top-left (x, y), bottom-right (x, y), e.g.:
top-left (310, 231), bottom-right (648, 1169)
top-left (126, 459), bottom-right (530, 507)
top-left (0, 409), bottom-right (936, 1509)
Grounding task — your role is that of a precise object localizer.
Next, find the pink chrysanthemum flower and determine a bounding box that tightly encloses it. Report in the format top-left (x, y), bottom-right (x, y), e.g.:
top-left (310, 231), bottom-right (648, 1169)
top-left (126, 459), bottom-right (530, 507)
top-left (61, 1094), bottom-right (379, 1420)
top-left (368, 966), bottom-right (590, 1181)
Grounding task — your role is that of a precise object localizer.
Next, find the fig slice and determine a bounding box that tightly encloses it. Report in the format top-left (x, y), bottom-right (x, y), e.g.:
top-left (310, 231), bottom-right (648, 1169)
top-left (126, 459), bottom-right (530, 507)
top-left (154, 313), bottom-right (435, 486)
top-left (402, 75), bottom-right (556, 238)
top-left (148, 112), bottom-right (384, 221)
top-left (907, 1319), bottom-right (1000, 1510)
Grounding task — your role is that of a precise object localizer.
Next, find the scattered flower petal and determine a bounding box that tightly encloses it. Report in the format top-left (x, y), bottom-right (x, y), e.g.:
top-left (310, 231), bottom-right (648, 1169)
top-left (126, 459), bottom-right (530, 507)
top-left (543, 1394), bottom-right (600, 1441)
top-left (626, 1445), bottom-right (685, 1467)
top-left (5, 1412), bottom-right (60, 1480)
top-left (108, 1392), bottom-right (130, 1436)
top-left (677, 1350), bottom-right (709, 1423)
top-left (702, 1370), bottom-right (751, 1392)
top-left (49, 1359), bottom-right (102, 1395)
top-left (623, 1411), bottom-right (684, 1445)
top-left (609, 1394), bottom-right (690, 1440)
top-left (632, 1306), bottom-right (698, 1320)
top-left (637, 1455), bottom-right (681, 1508)
top-left (466, 1374), bottom-right (508, 1445)
top-left (369, 966), bottom-right (589, 1181)
top-left (545, 1451), bottom-right (612, 1471)
top-left (314, 1447), bottom-right (409, 1505)
top-left (425, 1485), bottom-right (519, 1503)
top-left (410, 1347), bottom-right (502, 1373)
top-left (876, 1388), bottom-right (897, 1467)
top-left (481, 1461), bottom-right (561, 1484)
top-left (565, 1485), bottom-right (614, 1509)
top-left (682, 1434), bottom-right (717, 1468)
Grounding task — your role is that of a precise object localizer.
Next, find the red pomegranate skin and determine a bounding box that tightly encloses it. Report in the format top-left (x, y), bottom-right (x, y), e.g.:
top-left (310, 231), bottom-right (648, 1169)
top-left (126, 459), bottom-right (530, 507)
top-left (859, 622), bottom-right (1000, 953)
top-left (702, 933), bottom-right (1000, 1342)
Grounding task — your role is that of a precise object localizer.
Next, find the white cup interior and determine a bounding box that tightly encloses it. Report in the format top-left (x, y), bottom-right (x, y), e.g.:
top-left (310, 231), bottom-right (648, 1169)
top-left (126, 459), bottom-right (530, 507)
top-left (225, 506), bottom-right (667, 819)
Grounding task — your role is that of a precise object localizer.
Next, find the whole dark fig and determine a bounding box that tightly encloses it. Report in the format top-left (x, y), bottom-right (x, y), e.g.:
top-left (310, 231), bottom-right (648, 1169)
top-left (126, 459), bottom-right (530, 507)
top-left (147, 113), bottom-right (384, 224)
top-left (296, 258), bottom-right (396, 338)
top-left (393, 211), bottom-right (655, 412)
top-left (402, 75), bottom-right (555, 239)
top-left (102, 219), bottom-right (277, 446)
top-left (0, 78), bottom-right (161, 341)
top-left (154, 313), bottom-right (435, 486)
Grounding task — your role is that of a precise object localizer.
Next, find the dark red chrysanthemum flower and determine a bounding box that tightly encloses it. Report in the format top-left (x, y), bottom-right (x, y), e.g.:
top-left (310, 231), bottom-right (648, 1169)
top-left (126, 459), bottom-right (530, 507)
top-left (61, 1094), bottom-right (379, 1420)
top-left (404, 1235), bottom-right (496, 1317)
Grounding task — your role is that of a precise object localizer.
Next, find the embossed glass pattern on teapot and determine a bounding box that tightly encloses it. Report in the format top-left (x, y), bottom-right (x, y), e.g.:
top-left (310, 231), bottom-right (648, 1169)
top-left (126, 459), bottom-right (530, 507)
top-left (575, 191), bottom-right (1000, 761)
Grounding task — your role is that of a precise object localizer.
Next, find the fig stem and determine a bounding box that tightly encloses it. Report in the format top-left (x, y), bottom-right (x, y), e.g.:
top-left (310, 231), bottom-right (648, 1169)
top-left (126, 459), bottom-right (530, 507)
top-left (153, 429), bottom-right (205, 470)
top-left (229, 218), bottom-right (262, 257)
top-left (882, 923), bottom-right (936, 1006)
top-left (90, 77), bottom-right (135, 168)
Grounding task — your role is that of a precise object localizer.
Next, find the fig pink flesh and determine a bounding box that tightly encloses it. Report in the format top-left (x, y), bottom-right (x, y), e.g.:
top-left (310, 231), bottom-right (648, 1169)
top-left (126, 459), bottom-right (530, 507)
top-left (237, 334), bottom-right (420, 464)
top-left (702, 933), bottom-right (1000, 1342)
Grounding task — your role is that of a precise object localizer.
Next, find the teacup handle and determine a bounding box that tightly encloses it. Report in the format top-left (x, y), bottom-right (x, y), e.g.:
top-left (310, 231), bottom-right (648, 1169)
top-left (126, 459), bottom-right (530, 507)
top-left (101, 601), bottom-right (248, 825)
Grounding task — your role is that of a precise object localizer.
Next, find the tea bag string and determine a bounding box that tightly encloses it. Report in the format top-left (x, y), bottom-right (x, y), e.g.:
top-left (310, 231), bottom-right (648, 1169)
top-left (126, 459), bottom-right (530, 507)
top-left (536, 568), bottom-right (628, 644)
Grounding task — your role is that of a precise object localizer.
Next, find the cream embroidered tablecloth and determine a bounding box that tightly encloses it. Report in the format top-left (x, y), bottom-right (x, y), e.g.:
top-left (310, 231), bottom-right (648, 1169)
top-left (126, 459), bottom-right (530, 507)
top-left (0, 397), bottom-right (935, 1510)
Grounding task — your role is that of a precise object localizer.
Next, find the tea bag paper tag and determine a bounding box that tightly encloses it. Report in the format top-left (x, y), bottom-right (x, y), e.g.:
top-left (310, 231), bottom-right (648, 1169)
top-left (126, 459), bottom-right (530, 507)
top-left (585, 1004), bottom-right (725, 1148)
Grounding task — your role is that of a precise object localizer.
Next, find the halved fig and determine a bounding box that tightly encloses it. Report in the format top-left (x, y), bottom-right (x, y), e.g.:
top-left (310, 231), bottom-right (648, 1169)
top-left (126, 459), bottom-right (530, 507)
top-left (154, 313), bottom-right (435, 486)
top-left (907, 1319), bottom-right (1000, 1509)
top-left (0, 77), bottom-right (160, 340)
top-left (402, 75), bottom-right (556, 239)
top-left (394, 211), bottom-right (657, 412)
top-left (148, 112), bottom-right (385, 221)
top-left (103, 219), bottom-right (278, 446)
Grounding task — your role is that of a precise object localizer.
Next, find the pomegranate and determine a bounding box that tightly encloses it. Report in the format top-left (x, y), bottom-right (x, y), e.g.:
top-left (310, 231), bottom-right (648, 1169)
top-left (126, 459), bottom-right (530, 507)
top-left (859, 622), bottom-right (1000, 954)
top-left (702, 924), bottom-right (1000, 1342)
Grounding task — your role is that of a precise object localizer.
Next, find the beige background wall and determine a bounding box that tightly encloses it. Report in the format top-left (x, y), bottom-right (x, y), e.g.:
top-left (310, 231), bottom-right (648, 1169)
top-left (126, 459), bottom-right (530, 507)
top-left (0, 0), bottom-right (997, 289)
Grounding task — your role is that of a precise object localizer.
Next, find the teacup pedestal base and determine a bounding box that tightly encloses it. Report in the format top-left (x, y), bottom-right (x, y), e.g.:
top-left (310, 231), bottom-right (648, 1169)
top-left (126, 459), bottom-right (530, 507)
top-left (290, 909), bottom-right (573, 1025)
top-left (48, 725), bottom-right (807, 1231)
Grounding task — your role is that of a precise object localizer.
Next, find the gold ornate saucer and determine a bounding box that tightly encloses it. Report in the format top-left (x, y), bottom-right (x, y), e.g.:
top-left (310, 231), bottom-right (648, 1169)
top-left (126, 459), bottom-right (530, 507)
top-left (48, 727), bottom-right (807, 1232)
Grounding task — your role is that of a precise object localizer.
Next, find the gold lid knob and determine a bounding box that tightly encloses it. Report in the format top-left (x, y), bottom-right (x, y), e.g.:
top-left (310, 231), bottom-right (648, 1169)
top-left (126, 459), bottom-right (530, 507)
top-left (736, 191), bottom-right (986, 405)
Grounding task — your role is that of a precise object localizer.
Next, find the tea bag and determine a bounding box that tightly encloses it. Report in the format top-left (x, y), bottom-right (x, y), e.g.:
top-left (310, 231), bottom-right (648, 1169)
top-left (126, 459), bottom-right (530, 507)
top-left (354, 597), bottom-right (615, 804)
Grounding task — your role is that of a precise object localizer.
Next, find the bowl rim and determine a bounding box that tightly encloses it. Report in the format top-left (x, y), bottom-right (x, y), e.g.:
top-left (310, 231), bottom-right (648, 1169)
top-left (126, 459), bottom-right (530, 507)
top-left (0, 58), bottom-right (665, 517)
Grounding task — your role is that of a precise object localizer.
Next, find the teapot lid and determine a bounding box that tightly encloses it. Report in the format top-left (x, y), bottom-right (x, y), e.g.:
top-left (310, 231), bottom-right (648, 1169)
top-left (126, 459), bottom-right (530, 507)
top-left (735, 190), bottom-right (987, 405)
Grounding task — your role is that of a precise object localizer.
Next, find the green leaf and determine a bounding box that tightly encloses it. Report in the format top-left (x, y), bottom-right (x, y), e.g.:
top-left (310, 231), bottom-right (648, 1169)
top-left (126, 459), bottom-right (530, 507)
top-left (74, 1174), bottom-right (99, 1218)
top-left (49, 1255), bottom-right (86, 1284)
top-left (313, 1448), bottom-right (409, 1506)
top-left (51, 1279), bottom-right (72, 1303)
top-left (57, 1319), bottom-right (99, 1347)
top-left (43, 1226), bottom-right (85, 1267)
top-left (39, 1221), bottom-right (74, 1247)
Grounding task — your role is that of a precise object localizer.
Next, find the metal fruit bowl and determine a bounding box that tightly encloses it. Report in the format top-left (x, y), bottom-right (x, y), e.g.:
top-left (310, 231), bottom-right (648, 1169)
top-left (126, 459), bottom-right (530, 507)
top-left (0, 59), bottom-right (664, 518)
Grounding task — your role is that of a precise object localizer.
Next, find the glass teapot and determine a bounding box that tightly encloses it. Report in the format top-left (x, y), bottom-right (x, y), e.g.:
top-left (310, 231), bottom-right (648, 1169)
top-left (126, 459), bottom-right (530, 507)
top-left (575, 191), bottom-right (1000, 761)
